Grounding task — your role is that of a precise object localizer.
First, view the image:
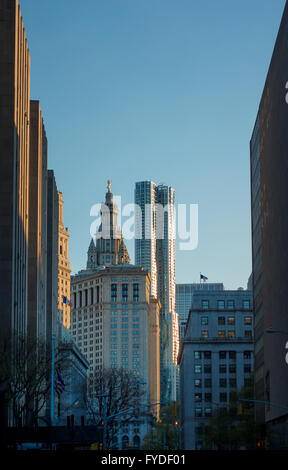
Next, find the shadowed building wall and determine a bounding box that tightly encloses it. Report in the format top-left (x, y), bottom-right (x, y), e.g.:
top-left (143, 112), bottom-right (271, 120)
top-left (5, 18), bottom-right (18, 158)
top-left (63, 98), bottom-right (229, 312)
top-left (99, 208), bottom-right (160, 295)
top-left (28, 100), bottom-right (47, 341)
top-left (250, 1), bottom-right (288, 439)
top-left (0, 0), bottom-right (30, 342)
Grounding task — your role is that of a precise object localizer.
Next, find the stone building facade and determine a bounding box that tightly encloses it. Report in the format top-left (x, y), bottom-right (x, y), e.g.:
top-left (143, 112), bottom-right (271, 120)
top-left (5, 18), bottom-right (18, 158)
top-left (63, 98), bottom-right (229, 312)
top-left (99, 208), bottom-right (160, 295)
top-left (179, 288), bottom-right (253, 450)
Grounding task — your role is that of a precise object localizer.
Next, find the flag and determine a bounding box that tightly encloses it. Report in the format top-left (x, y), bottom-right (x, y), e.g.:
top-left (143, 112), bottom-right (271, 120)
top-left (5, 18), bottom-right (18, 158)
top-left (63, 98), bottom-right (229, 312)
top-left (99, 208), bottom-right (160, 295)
top-left (55, 369), bottom-right (66, 395)
top-left (200, 274), bottom-right (208, 282)
top-left (62, 295), bottom-right (72, 307)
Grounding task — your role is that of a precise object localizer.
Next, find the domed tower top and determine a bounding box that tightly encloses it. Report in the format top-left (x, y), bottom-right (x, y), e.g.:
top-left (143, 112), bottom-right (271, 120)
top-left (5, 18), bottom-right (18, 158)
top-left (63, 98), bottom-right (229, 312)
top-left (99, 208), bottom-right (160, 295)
top-left (86, 180), bottom-right (130, 269)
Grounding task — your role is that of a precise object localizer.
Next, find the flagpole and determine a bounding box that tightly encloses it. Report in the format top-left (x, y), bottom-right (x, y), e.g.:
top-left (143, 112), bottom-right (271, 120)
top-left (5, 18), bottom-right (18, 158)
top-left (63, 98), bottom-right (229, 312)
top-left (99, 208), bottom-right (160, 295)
top-left (50, 334), bottom-right (55, 426)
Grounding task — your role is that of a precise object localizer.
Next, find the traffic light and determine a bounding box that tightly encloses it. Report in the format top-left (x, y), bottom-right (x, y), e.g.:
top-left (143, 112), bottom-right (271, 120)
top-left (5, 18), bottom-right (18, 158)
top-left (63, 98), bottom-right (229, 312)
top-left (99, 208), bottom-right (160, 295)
top-left (257, 440), bottom-right (265, 449)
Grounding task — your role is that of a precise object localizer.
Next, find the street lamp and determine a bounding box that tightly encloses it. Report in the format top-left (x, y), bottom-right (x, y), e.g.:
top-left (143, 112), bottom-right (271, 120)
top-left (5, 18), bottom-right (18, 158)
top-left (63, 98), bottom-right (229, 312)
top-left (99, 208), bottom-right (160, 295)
top-left (265, 326), bottom-right (288, 335)
top-left (265, 326), bottom-right (288, 364)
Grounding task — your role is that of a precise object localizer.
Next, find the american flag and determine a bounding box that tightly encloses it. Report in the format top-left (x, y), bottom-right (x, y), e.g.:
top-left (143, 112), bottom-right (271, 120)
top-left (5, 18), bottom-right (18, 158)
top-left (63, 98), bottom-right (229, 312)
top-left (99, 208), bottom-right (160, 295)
top-left (55, 368), bottom-right (66, 395)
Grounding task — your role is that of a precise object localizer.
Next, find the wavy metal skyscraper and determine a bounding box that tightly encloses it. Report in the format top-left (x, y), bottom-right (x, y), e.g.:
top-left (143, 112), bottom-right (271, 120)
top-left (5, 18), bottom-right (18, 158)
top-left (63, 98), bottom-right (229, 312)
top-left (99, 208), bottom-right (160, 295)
top-left (135, 181), bottom-right (179, 403)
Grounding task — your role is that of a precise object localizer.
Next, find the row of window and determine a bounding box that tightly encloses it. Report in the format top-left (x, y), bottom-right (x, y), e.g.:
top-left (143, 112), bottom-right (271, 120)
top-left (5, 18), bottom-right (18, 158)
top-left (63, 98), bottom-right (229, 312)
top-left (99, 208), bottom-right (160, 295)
top-left (195, 378), bottom-right (238, 388)
top-left (194, 351), bottom-right (252, 360)
top-left (200, 330), bottom-right (252, 339)
top-left (201, 300), bottom-right (250, 310)
top-left (72, 311), bottom-right (102, 322)
top-left (111, 283), bottom-right (139, 302)
top-left (195, 391), bottom-right (242, 404)
top-left (201, 316), bottom-right (252, 326)
top-left (194, 364), bottom-right (252, 374)
top-left (110, 336), bottom-right (140, 344)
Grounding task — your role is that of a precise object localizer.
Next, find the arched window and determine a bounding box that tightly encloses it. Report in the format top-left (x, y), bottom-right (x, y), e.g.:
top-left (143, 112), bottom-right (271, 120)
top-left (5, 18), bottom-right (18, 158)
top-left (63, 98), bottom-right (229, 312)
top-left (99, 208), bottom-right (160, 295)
top-left (133, 435), bottom-right (140, 449)
top-left (122, 435), bottom-right (129, 450)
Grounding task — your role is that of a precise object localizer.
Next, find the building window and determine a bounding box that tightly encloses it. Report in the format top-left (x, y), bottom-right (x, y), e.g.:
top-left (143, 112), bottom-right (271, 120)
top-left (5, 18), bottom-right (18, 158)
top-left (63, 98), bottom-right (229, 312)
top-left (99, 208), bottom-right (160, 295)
top-left (201, 316), bottom-right (208, 326)
top-left (218, 330), bottom-right (225, 338)
top-left (244, 351), bottom-right (251, 360)
top-left (195, 365), bottom-right (201, 373)
top-left (204, 393), bottom-right (212, 403)
top-left (229, 379), bottom-right (237, 388)
top-left (220, 393), bottom-right (227, 403)
top-left (204, 378), bottom-right (212, 388)
top-left (219, 364), bottom-right (226, 374)
top-left (219, 351), bottom-right (226, 360)
top-left (195, 379), bottom-right (201, 388)
top-left (219, 378), bottom-right (227, 388)
top-left (245, 330), bottom-right (252, 339)
top-left (202, 330), bottom-right (208, 338)
top-left (204, 365), bottom-right (211, 374)
top-left (195, 408), bottom-right (202, 417)
top-left (133, 283), bottom-right (139, 302)
top-left (202, 300), bottom-right (209, 310)
top-left (111, 284), bottom-right (117, 302)
top-left (227, 300), bottom-right (234, 310)
top-left (229, 351), bottom-right (236, 360)
top-left (218, 317), bottom-right (225, 325)
top-left (204, 351), bottom-right (211, 360)
top-left (228, 330), bottom-right (235, 338)
top-left (229, 364), bottom-right (236, 373)
top-left (204, 408), bottom-right (212, 417)
top-left (194, 352), bottom-right (201, 360)
top-left (195, 393), bottom-right (202, 403)
top-left (122, 284), bottom-right (128, 302)
top-left (228, 316), bottom-right (235, 325)
top-left (243, 300), bottom-right (250, 309)
top-left (218, 300), bottom-right (225, 309)
top-left (244, 316), bottom-right (252, 325)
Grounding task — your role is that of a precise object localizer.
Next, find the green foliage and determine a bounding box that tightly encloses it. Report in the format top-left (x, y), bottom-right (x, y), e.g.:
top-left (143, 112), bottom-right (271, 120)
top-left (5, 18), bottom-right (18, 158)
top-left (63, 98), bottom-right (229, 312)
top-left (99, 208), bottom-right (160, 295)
top-left (142, 401), bottom-right (180, 450)
top-left (202, 376), bottom-right (260, 450)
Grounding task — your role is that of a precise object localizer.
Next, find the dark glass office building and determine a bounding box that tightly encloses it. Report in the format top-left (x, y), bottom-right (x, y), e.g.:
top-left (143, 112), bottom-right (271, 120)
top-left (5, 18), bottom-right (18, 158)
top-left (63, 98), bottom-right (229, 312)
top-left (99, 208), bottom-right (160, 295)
top-left (250, 1), bottom-right (288, 442)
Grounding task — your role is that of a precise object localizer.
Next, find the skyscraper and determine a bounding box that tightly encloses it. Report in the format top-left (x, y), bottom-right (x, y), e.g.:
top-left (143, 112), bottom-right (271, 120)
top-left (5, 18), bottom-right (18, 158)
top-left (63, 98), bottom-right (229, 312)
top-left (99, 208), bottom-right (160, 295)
top-left (46, 171), bottom-right (59, 345)
top-left (58, 191), bottom-right (72, 329)
top-left (250, 2), bottom-right (288, 442)
top-left (135, 181), bottom-right (179, 403)
top-left (135, 181), bottom-right (158, 298)
top-left (0, 0), bottom-right (31, 341)
top-left (28, 100), bottom-right (47, 341)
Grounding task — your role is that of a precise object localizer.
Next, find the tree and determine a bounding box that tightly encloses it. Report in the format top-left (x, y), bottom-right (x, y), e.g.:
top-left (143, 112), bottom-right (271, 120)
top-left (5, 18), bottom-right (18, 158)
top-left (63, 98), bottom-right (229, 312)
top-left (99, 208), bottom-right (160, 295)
top-left (202, 376), bottom-right (260, 450)
top-left (142, 402), bottom-right (180, 450)
top-left (0, 331), bottom-right (69, 427)
top-left (84, 367), bottom-right (146, 449)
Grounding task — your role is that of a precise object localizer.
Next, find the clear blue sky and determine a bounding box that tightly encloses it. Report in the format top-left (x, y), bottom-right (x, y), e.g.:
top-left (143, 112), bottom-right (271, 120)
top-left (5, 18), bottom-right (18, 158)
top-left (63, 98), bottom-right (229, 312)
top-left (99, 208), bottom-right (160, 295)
top-left (21, 0), bottom-right (286, 290)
